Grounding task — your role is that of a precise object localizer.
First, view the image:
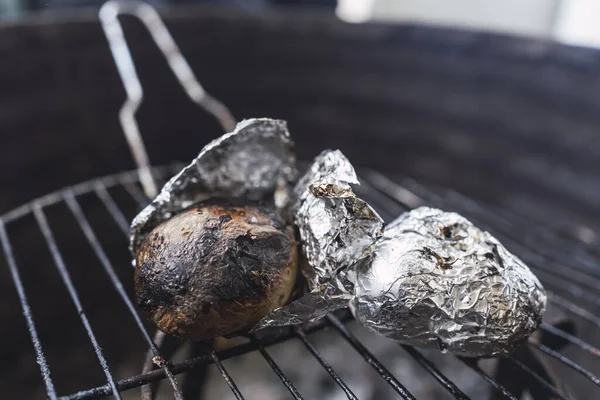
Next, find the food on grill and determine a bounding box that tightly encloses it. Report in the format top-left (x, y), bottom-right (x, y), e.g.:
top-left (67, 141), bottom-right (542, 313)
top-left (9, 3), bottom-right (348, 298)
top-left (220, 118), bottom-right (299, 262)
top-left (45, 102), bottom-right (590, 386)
top-left (134, 202), bottom-right (298, 340)
top-left (253, 149), bottom-right (385, 330)
top-left (129, 118), bottom-right (296, 257)
top-left (129, 116), bottom-right (546, 354)
top-left (350, 207), bottom-right (547, 357)
top-left (129, 118), bottom-right (300, 338)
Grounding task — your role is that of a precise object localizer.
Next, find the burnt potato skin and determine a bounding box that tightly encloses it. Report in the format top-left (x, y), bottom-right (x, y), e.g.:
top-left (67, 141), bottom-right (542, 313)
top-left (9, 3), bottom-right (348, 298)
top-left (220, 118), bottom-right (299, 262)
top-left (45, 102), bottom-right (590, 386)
top-left (135, 202), bottom-right (298, 341)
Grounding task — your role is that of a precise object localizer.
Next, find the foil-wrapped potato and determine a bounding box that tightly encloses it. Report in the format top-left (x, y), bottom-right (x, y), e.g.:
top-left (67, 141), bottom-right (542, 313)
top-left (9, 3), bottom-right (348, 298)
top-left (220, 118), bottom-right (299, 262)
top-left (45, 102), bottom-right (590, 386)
top-left (135, 202), bottom-right (298, 340)
top-left (350, 207), bottom-right (547, 357)
top-left (252, 149), bottom-right (384, 330)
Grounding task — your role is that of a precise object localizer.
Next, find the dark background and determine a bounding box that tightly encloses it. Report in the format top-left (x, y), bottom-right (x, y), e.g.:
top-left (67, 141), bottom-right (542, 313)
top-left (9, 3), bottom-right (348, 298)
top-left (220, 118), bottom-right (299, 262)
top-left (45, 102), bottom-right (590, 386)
top-left (1, 4), bottom-right (600, 231)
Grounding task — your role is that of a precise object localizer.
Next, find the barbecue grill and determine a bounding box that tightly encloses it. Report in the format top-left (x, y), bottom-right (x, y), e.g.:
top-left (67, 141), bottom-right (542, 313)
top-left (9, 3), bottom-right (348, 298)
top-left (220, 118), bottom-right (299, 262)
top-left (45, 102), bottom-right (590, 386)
top-left (1, 3), bottom-right (600, 399)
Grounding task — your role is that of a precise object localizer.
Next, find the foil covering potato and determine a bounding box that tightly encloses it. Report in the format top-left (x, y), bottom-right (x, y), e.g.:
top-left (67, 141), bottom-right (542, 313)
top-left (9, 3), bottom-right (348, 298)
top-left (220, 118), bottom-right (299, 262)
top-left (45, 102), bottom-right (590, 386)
top-left (350, 207), bottom-right (547, 357)
top-left (254, 150), bottom-right (384, 329)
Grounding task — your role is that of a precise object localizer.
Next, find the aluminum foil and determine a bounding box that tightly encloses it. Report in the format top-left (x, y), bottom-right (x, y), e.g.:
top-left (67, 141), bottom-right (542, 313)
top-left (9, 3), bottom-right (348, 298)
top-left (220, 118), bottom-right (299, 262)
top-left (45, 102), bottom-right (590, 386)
top-left (350, 206), bottom-right (546, 357)
top-left (254, 150), bottom-right (385, 330)
top-left (130, 118), bottom-right (296, 256)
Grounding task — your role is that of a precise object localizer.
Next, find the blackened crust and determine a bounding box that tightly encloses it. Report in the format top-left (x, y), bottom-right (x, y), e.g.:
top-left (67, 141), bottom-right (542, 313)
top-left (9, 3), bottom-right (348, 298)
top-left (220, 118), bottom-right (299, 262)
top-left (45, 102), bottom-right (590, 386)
top-left (135, 201), bottom-right (298, 340)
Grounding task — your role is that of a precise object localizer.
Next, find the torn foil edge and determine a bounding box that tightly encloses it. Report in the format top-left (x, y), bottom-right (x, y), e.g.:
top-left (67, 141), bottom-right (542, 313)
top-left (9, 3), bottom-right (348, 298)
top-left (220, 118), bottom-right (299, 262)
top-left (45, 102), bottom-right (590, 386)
top-left (129, 118), bottom-right (297, 257)
top-left (253, 150), bottom-right (384, 330)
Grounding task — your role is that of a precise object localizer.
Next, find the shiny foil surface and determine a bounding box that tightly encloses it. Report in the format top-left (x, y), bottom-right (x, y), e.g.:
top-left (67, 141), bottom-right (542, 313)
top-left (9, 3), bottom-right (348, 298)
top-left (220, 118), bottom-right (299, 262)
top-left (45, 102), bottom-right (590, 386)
top-left (130, 118), bottom-right (296, 256)
top-left (351, 206), bottom-right (546, 357)
top-left (254, 150), bottom-right (385, 329)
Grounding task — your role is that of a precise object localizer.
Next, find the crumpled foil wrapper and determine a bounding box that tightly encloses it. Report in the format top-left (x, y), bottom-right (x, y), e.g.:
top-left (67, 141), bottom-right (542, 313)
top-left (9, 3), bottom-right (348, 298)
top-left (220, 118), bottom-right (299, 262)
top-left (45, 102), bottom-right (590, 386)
top-left (350, 206), bottom-right (546, 357)
top-left (254, 150), bottom-right (385, 330)
top-left (130, 118), bottom-right (296, 257)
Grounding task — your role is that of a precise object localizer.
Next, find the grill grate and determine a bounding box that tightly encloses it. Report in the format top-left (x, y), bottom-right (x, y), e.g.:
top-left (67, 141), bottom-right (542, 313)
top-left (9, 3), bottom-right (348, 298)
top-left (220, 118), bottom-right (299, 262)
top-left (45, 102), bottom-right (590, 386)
top-left (3, 2), bottom-right (598, 398)
top-left (2, 165), bottom-right (599, 399)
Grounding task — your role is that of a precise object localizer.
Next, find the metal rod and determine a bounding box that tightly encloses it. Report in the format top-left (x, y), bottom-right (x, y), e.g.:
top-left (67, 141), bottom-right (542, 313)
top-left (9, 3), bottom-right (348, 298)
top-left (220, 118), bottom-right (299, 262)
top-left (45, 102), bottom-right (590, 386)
top-left (294, 326), bottom-right (358, 400)
top-left (210, 351), bottom-right (245, 399)
top-left (99, 0), bottom-right (236, 199)
top-left (539, 322), bottom-right (600, 358)
top-left (504, 355), bottom-right (568, 400)
top-left (532, 343), bottom-right (600, 387)
top-left (94, 182), bottom-right (131, 236)
top-left (459, 358), bottom-right (518, 400)
top-left (32, 202), bottom-right (122, 399)
top-left (400, 345), bottom-right (470, 400)
top-left (0, 221), bottom-right (58, 400)
top-left (326, 315), bottom-right (417, 400)
top-left (60, 315), bottom-right (347, 400)
top-left (548, 292), bottom-right (600, 328)
top-left (121, 180), bottom-right (149, 208)
top-left (62, 190), bottom-right (184, 399)
top-left (250, 336), bottom-right (304, 400)
top-left (141, 330), bottom-right (167, 400)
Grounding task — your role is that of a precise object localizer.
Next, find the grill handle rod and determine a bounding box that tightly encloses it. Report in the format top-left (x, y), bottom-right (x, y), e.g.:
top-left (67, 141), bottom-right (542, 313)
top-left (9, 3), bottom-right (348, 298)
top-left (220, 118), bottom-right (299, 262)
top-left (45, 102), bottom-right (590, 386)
top-left (99, 0), bottom-right (237, 198)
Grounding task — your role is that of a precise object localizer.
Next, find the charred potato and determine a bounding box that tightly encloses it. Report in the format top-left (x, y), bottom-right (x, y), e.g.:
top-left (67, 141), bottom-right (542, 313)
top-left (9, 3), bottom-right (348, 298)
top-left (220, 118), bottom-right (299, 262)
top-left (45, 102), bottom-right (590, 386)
top-left (135, 202), bottom-right (298, 341)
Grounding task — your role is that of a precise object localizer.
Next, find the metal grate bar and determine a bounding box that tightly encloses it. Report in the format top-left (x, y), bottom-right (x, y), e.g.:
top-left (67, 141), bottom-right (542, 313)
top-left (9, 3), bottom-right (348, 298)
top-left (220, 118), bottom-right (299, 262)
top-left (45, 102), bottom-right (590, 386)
top-left (294, 327), bottom-right (358, 400)
top-left (250, 336), bottom-right (304, 400)
top-left (0, 221), bottom-right (58, 400)
top-left (61, 315), bottom-right (347, 399)
top-left (528, 269), bottom-right (600, 309)
top-left (93, 183), bottom-right (130, 236)
top-left (61, 189), bottom-right (184, 399)
top-left (364, 171), bottom-right (600, 281)
top-left (326, 315), bottom-right (417, 400)
top-left (532, 343), bottom-right (600, 387)
top-left (13, 165), bottom-right (596, 400)
top-left (119, 178), bottom-right (148, 207)
top-left (400, 345), bottom-right (471, 400)
top-left (504, 355), bottom-right (569, 400)
top-left (539, 323), bottom-right (600, 358)
top-left (548, 292), bottom-right (600, 328)
top-left (32, 202), bottom-right (122, 399)
top-left (459, 358), bottom-right (518, 400)
top-left (210, 351), bottom-right (245, 399)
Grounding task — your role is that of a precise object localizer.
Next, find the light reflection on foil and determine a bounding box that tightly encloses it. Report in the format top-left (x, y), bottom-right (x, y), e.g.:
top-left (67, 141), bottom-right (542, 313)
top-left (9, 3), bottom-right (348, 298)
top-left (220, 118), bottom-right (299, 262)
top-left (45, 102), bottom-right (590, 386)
top-left (351, 206), bottom-right (547, 357)
top-left (254, 150), bottom-right (385, 330)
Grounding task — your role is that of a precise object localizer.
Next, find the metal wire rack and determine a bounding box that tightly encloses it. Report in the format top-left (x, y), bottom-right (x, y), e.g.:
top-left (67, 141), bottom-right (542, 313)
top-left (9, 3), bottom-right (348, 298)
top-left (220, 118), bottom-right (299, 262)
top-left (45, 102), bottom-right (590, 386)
top-left (3, 1), bottom-right (600, 399)
top-left (2, 165), bottom-right (600, 399)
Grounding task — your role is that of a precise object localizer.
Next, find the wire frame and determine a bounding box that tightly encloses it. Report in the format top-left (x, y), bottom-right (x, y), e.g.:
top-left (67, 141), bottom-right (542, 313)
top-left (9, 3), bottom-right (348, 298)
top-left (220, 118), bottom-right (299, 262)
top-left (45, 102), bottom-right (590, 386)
top-left (1, 164), bottom-right (599, 399)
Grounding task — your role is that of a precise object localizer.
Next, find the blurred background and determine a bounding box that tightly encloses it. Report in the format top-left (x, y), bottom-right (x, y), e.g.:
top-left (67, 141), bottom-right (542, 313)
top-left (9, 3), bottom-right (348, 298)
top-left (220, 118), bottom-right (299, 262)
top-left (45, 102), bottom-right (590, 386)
top-left (3, 0), bottom-right (600, 48)
top-left (2, 1), bottom-right (600, 399)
